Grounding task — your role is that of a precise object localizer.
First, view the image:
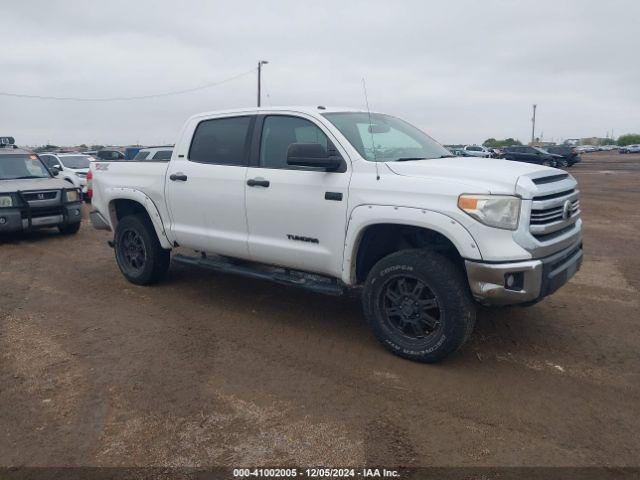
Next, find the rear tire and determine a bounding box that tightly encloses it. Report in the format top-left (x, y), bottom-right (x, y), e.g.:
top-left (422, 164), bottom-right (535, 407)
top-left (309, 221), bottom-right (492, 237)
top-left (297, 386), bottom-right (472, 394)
top-left (362, 249), bottom-right (476, 363)
top-left (58, 222), bottom-right (81, 235)
top-left (114, 214), bottom-right (170, 285)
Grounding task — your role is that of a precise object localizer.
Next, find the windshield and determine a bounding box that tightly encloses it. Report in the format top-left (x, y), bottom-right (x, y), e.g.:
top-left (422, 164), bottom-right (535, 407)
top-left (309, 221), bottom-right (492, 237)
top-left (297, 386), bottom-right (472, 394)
top-left (322, 112), bottom-right (451, 162)
top-left (59, 155), bottom-right (91, 169)
top-left (0, 154), bottom-right (51, 180)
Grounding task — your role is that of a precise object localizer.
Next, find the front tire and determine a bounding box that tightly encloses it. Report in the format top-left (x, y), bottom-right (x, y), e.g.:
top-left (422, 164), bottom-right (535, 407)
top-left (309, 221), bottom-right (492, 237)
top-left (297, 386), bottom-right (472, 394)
top-left (362, 249), bottom-right (476, 363)
top-left (114, 214), bottom-right (170, 285)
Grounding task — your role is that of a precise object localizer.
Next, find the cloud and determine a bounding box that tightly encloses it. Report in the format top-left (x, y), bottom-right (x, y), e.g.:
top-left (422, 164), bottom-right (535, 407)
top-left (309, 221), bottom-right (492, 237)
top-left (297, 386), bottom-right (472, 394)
top-left (1, 0), bottom-right (638, 146)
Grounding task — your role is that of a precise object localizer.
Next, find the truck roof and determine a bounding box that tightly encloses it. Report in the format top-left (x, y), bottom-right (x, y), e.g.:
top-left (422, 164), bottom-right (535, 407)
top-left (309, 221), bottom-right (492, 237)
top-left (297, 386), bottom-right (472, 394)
top-left (188, 106), bottom-right (369, 120)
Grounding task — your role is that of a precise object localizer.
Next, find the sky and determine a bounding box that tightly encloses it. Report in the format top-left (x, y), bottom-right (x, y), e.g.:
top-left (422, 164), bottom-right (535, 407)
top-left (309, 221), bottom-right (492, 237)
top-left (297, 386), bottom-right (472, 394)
top-left (1, 0), bottom-right (638, 147)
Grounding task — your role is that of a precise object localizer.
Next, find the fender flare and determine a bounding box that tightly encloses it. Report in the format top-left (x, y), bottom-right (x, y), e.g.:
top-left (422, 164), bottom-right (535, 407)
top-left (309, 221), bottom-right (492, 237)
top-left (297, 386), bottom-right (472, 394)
top-left (341, 205), bottom-right (482, 285)
top-left (105, 188), bottom-right (173, 249)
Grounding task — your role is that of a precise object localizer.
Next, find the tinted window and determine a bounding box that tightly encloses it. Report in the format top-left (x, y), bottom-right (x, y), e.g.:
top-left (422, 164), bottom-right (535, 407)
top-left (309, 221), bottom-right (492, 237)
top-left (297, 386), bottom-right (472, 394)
top-left (189, 116), bottom-right (252, 166)
top-left (467, 146), bottom-right (481, 151)
top-left (152, 150), bottom-right (172, 160)
top-left (134, 151), bottom-right (150, 160)
top-left (260, 116), bottom-right (329, 169)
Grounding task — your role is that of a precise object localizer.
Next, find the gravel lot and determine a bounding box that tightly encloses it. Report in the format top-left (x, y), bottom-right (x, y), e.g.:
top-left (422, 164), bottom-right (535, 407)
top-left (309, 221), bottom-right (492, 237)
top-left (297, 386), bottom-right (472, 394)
top-left (1, 152), bottom-right (639, 468)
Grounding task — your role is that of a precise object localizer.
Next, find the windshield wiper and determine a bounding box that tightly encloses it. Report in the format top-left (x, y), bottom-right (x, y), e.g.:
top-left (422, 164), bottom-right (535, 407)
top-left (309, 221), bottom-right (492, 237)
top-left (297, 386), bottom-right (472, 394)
top-left (394, 157), bottom-right (428, 162)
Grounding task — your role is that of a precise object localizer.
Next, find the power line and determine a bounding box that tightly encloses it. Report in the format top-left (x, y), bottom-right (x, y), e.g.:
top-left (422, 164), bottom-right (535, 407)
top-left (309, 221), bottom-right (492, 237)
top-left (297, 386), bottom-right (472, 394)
top-left (0, 68), bottom-right (256, 102)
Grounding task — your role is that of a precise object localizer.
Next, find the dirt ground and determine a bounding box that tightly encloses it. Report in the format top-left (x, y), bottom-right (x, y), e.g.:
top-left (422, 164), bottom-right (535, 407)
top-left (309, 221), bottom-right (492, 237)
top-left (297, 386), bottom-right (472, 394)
top-left (1, 151), bottom-right (639, 468)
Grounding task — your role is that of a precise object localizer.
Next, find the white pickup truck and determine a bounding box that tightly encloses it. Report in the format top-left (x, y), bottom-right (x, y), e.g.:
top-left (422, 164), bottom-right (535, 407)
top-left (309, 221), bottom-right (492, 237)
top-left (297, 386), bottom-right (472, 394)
top-left (90, 106), bottom-right (583, 362)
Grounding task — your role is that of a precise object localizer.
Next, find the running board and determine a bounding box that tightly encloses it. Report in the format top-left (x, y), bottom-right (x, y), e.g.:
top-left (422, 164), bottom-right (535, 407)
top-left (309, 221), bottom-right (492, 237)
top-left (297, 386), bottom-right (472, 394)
top-left (172, 254), bottom-right (346, 296)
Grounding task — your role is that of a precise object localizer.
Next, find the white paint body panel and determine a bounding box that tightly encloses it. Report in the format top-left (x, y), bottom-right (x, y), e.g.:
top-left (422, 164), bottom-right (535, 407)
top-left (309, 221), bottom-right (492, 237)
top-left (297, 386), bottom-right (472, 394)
top-left (90, 106), bottom-right (577, 286)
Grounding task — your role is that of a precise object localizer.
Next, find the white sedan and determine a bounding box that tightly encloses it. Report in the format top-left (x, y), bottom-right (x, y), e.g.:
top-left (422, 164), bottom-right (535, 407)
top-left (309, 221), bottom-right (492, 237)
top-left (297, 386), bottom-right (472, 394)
top-left (463, 145), bottom-right (493, 157)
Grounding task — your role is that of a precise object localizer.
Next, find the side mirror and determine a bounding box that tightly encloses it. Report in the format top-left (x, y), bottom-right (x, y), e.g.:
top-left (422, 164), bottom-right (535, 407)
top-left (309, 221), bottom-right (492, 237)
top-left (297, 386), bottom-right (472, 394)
top-left (287, 143), bottom-right (342, 171)
top-left (50, 168), bottom-right (59, 176)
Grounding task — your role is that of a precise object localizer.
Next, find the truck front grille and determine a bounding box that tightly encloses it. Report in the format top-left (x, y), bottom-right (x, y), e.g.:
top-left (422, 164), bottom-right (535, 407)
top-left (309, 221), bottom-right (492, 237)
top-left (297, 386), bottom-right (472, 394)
top-left (529, 186), bottom-right (581, 239)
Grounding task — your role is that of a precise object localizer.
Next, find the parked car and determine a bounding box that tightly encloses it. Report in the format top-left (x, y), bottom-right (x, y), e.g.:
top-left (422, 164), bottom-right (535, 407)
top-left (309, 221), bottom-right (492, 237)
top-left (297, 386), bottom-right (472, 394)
top-left (619, 145), bottom-right (640, 154)
top-left (39, 153), bottom-right (92, 200)
top-left (502, 146), bottom-right (562, 167)
top-left (125, 147), bottom-right (143, 160)
top-left (463, 145), bottom-right (492, 157)
top-left (448, 148), bottom-right (472, 157)
top-left (132, 146), bottom-right (174, 161)
top-left (95, 149), bottom-right (125, 160)
top-left (544, 145), bottom-right (581, 167)
top-left (575, 145), bottom-right (597, 153)
top-left (89, 106), bottom-right (582, 363)
top-left (488, 148), bottom-right (504, 158)
top-left (0, 137), bottom-right (82, 235)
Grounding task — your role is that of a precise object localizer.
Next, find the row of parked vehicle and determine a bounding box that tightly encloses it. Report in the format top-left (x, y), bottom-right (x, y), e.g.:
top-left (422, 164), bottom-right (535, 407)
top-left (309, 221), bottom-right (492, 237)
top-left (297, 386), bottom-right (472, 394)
top-left (449, 144), bottom-right (581, 168)
top-left (619, 145), bottom-right (640, 154)
top-left (27, 146), bottom-right (175, 202)
top-left (85, 145), bottom-right (174, 161)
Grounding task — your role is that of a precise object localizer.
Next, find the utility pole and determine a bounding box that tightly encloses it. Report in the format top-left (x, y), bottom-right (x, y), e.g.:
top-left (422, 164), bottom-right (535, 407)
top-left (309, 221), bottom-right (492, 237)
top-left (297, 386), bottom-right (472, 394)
top-left (257, 60), bottom-right (269, 107)
top-left (531, 104), bottom-right (537, 144)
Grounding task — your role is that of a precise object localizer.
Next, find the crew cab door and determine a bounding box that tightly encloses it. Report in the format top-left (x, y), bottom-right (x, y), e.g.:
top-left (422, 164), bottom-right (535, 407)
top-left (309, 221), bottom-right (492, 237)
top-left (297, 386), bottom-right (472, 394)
top-left (165, 114), bottom-right (255, 258)
top-left (245, 114), bottom-right (350, 277)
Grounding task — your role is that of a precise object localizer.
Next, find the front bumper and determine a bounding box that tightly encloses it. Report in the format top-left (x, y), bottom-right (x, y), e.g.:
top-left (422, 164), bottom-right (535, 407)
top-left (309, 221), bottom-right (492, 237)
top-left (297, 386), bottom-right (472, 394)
top-left (0, 203), bottom-right (82, 233)
top-left (465, 242), bottom-right (583, 306)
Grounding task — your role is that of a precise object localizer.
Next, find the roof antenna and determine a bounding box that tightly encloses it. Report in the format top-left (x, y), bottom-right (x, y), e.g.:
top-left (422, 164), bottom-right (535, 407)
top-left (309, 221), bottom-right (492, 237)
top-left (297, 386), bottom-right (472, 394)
top-left (362, 78), bottom-right (380, 180)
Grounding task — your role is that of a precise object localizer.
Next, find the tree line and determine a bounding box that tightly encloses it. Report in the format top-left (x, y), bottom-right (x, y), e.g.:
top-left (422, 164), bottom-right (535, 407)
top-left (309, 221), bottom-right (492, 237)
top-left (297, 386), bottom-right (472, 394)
top-left (482, 134), bottom-right (640, 147)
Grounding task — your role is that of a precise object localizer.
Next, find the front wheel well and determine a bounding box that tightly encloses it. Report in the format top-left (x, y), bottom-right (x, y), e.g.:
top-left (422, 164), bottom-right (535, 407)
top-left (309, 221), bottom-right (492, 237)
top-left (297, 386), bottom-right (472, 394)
top-left (354, 224), bottom-right (464, 284)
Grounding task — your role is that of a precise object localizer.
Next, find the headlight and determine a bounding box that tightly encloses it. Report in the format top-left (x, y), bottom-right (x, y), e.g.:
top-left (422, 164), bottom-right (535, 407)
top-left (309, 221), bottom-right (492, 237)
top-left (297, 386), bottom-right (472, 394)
top-left (64, 189), bottom-right (80, 202)
top-left (458, 194), bottom-right (521, 230)
top-left (0, 195), bottom-right (13, 207)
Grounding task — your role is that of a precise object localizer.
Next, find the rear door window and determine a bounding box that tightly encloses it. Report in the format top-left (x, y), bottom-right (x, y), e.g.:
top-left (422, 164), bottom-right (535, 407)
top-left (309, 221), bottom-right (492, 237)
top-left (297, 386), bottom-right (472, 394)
top-left (134, 151), bottom-right (150, 160)
top-left (189, 116), bottom-right (253, 166)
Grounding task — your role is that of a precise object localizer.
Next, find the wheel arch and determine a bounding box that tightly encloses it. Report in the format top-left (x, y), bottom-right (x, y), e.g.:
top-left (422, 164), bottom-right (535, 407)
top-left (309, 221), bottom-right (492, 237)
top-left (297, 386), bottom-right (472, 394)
top-left (106, 189), bottom-right (172, 249)
top-left (342, 205), bottom-right (482, 285)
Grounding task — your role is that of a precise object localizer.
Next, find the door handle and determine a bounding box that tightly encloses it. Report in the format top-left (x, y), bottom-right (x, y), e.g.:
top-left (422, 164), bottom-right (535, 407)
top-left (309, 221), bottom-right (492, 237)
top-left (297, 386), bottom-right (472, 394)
top-left (169, 173), bottom-right (188, 181)
top-left (247, 178), bottom-right (270, 188)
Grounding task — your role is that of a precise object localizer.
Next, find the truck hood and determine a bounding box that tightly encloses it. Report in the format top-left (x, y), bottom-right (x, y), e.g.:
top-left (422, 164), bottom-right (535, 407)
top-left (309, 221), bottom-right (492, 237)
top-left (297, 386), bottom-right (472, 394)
top-left (0, 177), bottom-right (72, 194)
top-left (385, 157), bottom-right (555, 195)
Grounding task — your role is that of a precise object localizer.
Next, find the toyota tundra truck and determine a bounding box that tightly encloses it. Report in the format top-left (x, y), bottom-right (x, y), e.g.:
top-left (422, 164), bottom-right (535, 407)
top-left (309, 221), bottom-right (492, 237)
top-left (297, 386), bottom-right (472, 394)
top-left (89, 107), bottom-right (583, 362)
